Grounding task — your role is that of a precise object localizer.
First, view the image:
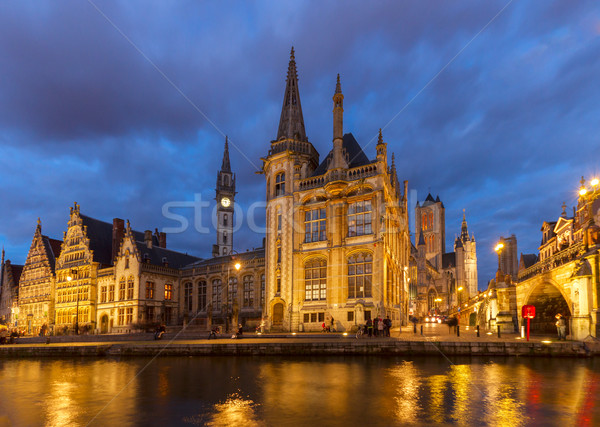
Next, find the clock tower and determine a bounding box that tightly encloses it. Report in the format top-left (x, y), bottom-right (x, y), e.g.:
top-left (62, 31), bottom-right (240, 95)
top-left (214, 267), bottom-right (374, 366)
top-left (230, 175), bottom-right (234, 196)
top-left (213, 136), bottom-right (236, 257)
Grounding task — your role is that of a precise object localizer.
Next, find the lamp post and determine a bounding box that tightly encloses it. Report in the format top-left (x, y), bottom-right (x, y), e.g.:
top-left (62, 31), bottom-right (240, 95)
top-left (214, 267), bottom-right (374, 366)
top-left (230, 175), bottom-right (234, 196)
top-left (67, 269), bottom-right (79, 335)
top-left (457, 286), bottom-right (463, 307)
top-left (224, 251), bottom-right (241, 333)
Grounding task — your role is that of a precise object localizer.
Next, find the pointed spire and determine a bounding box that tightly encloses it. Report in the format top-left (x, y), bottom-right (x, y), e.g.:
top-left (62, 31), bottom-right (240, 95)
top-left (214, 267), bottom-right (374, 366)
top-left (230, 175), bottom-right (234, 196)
top-left (36, 217), bottom-right (42, 232)
top-left (276, 47), bottom-right (307, 142)
top-left (335, 73), bottom-right (342, 94)
top-left (461, 209), bottom-right (469, 242)
top-left (221, 136), bottom-right (231, 172)
top-left (378, 128), bottom-right (383, 145)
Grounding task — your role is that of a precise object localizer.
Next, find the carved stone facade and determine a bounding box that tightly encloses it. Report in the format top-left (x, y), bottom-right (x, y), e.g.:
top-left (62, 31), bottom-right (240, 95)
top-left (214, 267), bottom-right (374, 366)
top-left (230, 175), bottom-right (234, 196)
top-left (260, 49), bottom-right (410, 332)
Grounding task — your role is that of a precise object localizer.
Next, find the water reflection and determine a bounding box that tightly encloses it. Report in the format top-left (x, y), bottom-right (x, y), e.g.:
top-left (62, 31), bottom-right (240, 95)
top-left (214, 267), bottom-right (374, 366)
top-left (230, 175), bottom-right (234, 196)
top-left (0, 357), bottom-right (599, 425)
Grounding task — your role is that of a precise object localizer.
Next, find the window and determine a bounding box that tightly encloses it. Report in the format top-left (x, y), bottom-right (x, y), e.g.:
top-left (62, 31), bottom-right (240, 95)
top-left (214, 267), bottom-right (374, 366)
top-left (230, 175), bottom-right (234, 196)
top-left (146, 306), bottom-right (155, 321)
top-left (304, 208), bottom-right (326, 242)
top-left (277, 245), bottom-right (281, 263)
top-left (184, 282), bottom-right (193, 312)
top-left (422, 213), bottom-right (428, 231)
top-left (304, 313), bottom-right (310, 323)
top-left (109, 284), bottom-right (115, 301)
top-left (223, 231), bottom-right (227, 244)
top-left (364, 310), bottom-right (371, 321)
top-left (275, 173), bottom-right (285, 196)
top-left (146, 281), bottom-right (155, 299)
top-left (222, 247), bottom-right (227, 256)
top-left (305, 312), bottom-right (325, 323)
top-left (125, 256), bottom-right (129, 269)
top-left (277, 211), bottom-right (282, 231)
top-left (127, 278), bottom-right (134, 299)
top-left (276, 277), bottom-right (281, 294)
top-left (119, 280), bottom-right (126, 300)
top-left (100, 286), bottom-right (107, 303)
top-left (348, 200), bottom-right (372, 237)
top-left (228, 277), bottom-right (238, 306)
top-left (305, 259), bottom-right (327, 301)
top-left (260, 274), bottom-right (265, 307)
top-left (428, 212), bottom-right (433, 230)
top-left (223, 214), bottom-right (228, 227)
top-left (118, 308), bottom-right (125, 326)
top-left (347, 311), bottom-right (354, 322)
top-left (243, 275), bottom-right (254, 307)
top-left (198, 281), bottom-right (207, 311)
top-left (212, 279), bottom-right (222, 310)
top-left (348, 252), bottom-right (373, 298)
top-left (126, 307), bottom-right (133, 324)
top-left (164, 283), bottom-right (172, 300)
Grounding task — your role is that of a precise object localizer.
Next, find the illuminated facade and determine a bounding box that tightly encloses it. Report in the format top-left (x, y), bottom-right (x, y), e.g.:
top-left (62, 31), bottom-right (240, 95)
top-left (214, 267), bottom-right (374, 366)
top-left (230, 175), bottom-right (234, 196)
top-left (260, 49), bottom-right (410, 332)
top-left (0, 249), bottom-right (23, 327)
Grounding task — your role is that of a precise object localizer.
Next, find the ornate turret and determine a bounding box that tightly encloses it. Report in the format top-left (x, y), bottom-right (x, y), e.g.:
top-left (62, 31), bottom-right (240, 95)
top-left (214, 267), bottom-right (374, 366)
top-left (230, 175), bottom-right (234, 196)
top-left (221, 136), bottom-right (231, 173)
top-left (276, 47), bottom-right (307, 142)
top-left (460, 210), bottom-right (470, 242)
top-left (329, 74), bottom-right (348, 170)
top-left (215, 136), bottom-right (236, 257)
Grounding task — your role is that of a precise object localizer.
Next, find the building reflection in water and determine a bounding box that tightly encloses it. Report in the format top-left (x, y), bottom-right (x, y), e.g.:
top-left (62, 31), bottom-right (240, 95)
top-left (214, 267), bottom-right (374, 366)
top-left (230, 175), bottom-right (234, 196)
top-left (387, 361), bottom-right (420, 423)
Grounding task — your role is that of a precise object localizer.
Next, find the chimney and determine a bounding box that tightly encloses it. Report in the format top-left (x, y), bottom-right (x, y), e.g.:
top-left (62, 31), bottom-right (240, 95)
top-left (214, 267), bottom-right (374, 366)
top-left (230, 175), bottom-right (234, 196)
top-left (112, 218), bottom-right (125, 263)
top-left (154, 228), bottom-right (167, 248)
top-left (144, 230), bottom-right (153, 249)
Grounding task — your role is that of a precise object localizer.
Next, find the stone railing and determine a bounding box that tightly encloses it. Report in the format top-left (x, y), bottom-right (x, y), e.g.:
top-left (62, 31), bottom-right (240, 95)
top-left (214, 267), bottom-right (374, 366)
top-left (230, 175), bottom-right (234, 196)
top-left (298, 163), bottom-right (379, 191)
top-left (268, 139), bottom-right (319, 159)
top-left (517, 241), bottom-right (584, 282)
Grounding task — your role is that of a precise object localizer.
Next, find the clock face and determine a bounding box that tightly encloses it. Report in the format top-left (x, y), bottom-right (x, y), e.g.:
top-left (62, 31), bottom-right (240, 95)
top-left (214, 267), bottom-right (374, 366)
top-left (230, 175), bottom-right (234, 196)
top-left (221, 197), bottom-right (231, 207)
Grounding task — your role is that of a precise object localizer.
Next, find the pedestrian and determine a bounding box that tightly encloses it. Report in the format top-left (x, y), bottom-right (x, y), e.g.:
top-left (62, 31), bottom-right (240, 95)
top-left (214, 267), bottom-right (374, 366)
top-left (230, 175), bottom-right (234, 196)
top-left (373, 317), bottom-right (379, 337)
top-left (377, 317), bottom-right (384, 337)
top-left (555, 314), bottom-right (567, 340)
top-left (330, 316), bottom-right (335, 332)
top-left (366, 318), bottom-right (373, 337)
top-left (385, 316), bottom-right (391, 337)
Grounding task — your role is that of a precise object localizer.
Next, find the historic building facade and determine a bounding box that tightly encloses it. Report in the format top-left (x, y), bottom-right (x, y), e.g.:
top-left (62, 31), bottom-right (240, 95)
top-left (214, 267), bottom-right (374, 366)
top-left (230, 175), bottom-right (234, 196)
top-left (410, 195), bottom-right (478, 318)
top-left (260, 49), bottom-right (410, 332)
top-left (0, 250), bottom-right (23, 327)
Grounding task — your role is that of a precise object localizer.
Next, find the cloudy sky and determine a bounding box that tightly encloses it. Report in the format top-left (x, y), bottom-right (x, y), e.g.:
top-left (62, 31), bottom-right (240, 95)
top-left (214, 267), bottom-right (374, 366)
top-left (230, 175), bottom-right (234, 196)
top-left (1, 1), bottom-right (599, 286)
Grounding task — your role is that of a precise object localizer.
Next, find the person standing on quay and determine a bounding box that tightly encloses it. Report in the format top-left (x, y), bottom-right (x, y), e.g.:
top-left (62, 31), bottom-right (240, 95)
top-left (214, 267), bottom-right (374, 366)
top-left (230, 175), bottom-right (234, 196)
top-left (384, 316), bottom-right (391, 337)
top-left (373, 317), bottom-right (379, 337)
top-left (366, 318), bottom-right (373, 337)
top-left (377, 317), bottom-right (384, 337)
top-left (555, 314), bottom-right (567, 340)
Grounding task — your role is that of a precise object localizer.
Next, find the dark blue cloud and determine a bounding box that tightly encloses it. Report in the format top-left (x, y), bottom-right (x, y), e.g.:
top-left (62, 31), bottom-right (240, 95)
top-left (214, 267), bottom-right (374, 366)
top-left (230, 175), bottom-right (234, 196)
top-left (1, 0), bottom-right (599, 286)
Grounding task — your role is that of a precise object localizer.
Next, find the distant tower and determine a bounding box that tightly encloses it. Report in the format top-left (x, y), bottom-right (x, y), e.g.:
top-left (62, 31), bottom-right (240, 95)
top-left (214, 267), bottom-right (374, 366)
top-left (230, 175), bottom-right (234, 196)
top-left (454, 211), bottom-right (478, 298)
top-left (213, 137), bottom-right (236, 257)
top-left (499, 235), bottom-right (518, 279)
top-left (415, 194), bottom-right (445, 269)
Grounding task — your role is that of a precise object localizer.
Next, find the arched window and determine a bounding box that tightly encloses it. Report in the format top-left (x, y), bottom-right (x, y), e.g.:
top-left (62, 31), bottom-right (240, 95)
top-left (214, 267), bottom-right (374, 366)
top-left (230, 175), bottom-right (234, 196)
top-left (243, 275), bottom-right (254, 307)
top-left (212, 279), bottom-right (222, 311)
top-left (184, 282), bottom-right (193, 312)
top-left (223, 175), bottom-right (229, 186)
top-left (305, 259), bottom-right (327, 301)
top-left (223, 214), bottom-right (228, 227)
top-left (119, 279), bottom-right (126, 300)
top-left (127, 277), bottom-right (134, 299)
top-left (198, 281), bottom-right (207, 311)
top-left (428, 289), bottom-right (437, 312)
top-left (422, 213), bottom-right (427, 231)
top-left (228, 276), bottom-right (238, 306)
top-left (428, 212), bottom-right (433, 230)
top-left (275, 173), bottom-right (285, 196)
top-left (223, 231), bottom-right (227, 244)
top-left (348, 253), bottom-right (373, 298)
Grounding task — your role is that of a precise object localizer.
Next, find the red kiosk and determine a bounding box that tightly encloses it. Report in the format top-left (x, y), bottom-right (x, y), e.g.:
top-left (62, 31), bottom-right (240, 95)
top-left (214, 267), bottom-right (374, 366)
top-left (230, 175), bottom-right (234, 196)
top-left (522, 305), bottom-right (536, 341)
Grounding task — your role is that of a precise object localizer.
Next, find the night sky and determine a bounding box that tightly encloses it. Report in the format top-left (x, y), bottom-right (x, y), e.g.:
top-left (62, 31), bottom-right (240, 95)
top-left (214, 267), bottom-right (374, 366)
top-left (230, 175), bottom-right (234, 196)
top-left (1, 1), bottom-right (599, 287)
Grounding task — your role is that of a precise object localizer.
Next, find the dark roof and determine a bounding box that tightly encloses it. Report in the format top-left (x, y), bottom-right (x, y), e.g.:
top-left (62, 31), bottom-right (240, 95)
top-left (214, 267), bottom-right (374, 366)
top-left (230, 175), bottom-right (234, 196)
top-left (422, 193), bottom-right (437, 207)
top-left (519, 253), bottom-right (538, 270)
top-left (42, 235), bottom-right (62, 272)
top-left (417, 230), bottom-right (425, 246)
top-left (442, 252), bottom-right (456, 269)
top-left (311, 133), bottom-right (372, 176)
top-left (81, 215), bottom-right (148, 267)
top-left (410, 242), bottom-right (418, 255)
top-left (185, 248), bottom-right (265, 269)
top-left (136, 242), bottom-right (202, 269)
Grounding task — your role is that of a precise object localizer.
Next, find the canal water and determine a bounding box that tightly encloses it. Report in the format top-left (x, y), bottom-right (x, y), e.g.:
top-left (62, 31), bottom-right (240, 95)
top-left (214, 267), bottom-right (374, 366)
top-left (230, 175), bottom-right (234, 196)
top-left (0, 356), bottom-right (598, 426)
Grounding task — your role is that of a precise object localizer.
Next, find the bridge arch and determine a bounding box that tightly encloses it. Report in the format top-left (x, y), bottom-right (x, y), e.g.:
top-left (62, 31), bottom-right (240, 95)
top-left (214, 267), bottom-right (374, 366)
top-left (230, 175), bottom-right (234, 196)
top-left (523, 281), bottom-right (571, 334)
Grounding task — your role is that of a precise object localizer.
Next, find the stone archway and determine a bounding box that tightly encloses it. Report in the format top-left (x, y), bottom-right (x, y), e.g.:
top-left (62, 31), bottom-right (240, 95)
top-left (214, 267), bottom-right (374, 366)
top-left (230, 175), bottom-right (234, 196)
top-left (100, 315), bottom-right (109, 334)
top-left (525, 282), bottom-right (571, 334)
top-left (272, 303), bottom-right (284, 328)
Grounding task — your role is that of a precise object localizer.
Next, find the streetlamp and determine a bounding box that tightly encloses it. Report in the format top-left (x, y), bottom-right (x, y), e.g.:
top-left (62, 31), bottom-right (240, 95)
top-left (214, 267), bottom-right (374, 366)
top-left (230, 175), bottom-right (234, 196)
top-left (494, 241), bottom-right (504, 272)
top-left (457, 286), bottom-right (463, 306)
top-left (224, 251), bottom-right (241, 333)
top-left (67, 269), bottom-right (79, 335)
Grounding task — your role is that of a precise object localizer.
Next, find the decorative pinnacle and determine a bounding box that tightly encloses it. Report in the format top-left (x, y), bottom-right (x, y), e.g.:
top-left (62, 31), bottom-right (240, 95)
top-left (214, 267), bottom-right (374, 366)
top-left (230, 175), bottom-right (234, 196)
top-left (463, 208), bottom-right (466, 221)
top-left (335, 74), bottom-right (342, 94)
top-left (378, 128), bottom-right (383, 144)
top-left (290, 46), bottom-right (295, 61)
top-left (391, 152), bottom-right (395, 165)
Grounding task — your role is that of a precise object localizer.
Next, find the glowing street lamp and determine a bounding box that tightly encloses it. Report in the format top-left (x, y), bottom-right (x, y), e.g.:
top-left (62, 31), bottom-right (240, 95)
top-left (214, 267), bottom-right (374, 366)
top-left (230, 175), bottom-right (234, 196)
top-left (494, 241), bottom-right (504, 272)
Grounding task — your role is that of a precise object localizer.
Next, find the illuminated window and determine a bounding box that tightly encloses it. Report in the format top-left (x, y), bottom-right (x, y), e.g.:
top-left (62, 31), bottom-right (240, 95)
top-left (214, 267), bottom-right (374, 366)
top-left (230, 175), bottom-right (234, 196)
top-left (348, 200), bottom-right (372, 237)
top-left (146, 281), bottom-right (155, 299)
top-left (164, 283), bottom-right (172, 301)
top-left (305, 259), bottom-right (327, 301)
top-left (125, 307), bottom-right (133, 324)
top-left (184, 282), bottom-right (193, 312)
top-left (422, 213), bottom-right (427, 231)
top-left (109, 284), bottom-right (115, 301)
top-left (428, 212), bottom-right (433, 230)
top-left (243, 275), bottom-right (254, 307)
top-left (100, 286), bottom-right (107, 303)
top-left (198, 281), bottom-right (207, 311)
top-left (228, 276), bottom-right (238, 306)
top-left (348, 252), bottom-right (373, 298)
top-left (275, 173), bottom-right (285, 196)
top-left (127, 278), bottom-right (134, 299)
top-left (118, 308), bottom-right (125, 326)
top-left (304, 208), bottom-right (326, 242)
top-left (118, 279), bottom-right (126, 300)
top-left (212, 279), bottom-right (222, 310)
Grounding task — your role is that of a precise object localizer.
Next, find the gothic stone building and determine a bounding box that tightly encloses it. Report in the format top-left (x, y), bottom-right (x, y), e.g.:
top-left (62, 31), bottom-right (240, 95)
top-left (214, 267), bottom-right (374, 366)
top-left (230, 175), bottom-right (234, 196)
top-left (260, 49), bottom-right (410, 332)
top-left (410, 194), bottom-right (478, 317)
top-left (0, 250), bottom-right (23, 327)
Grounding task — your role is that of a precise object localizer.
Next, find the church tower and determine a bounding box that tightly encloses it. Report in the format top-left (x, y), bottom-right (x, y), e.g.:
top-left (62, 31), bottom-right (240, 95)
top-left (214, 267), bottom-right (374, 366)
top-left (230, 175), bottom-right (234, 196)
top-left (261, 47), bottom-right (319, 330)
top-left (213, 137), bottom-right (236, 257)
top-left (415, 194), bottom-right (445, 269)
top-left (454, 211), bottom-right (478, 298)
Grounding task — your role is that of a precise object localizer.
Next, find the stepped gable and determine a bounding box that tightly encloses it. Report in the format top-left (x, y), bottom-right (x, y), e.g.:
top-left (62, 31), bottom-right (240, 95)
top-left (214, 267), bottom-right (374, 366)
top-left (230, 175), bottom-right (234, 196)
top-left (311, 133), bottom-right (372, 176)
